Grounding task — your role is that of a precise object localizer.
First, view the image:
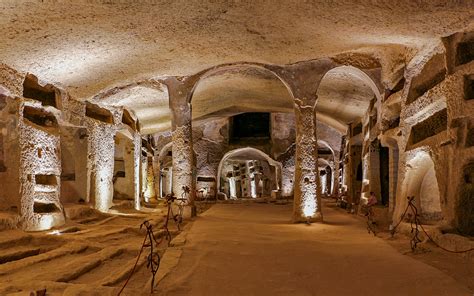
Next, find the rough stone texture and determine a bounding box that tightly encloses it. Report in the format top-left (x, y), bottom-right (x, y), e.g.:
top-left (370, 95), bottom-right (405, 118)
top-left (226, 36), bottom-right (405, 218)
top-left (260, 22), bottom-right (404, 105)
top-left (172, 123), bottom-right (195, 205)
top-left (84, 106), bottom-right (121, 212)
top-left (293, 100), bottom-right (322, 222)
top-left (18, 100), bottom-right (64, 231)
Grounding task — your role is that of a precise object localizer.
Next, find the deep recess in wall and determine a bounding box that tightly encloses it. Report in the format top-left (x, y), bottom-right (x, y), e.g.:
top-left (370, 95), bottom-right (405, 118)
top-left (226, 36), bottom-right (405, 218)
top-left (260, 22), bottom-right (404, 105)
top-left (464, 75), bottom-right (474, 100)
top-left (352, 122), bottom-right (362, 136)
top-left (33, 201), bottom-right (60, 213)
top-left (457, 162), bottom-right (474, 235)
top-left (409, 108), bottom-right (448, 145)
top-left (85, 102), bottom-right (114, 123)
top-left (407, 54), bottom-right (446, 104)
top-left (455, 39), bottom-right (474, 66)
top-left (23, 75), bottom-right (57, 108)
top-left (23, 106), bottom-right (58, 131)
top-left (466, 128), bottom-right (474, 147)
top-left (230, 112), bottom-right (270, 143)
top-left (35, 174), bottom-right (57, 186)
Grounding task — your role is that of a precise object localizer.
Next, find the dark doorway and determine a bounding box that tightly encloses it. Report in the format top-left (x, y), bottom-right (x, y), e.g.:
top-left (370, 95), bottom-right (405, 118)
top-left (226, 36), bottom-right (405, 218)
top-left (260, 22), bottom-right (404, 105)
top-left (379, 144), bottom-right (390, 206)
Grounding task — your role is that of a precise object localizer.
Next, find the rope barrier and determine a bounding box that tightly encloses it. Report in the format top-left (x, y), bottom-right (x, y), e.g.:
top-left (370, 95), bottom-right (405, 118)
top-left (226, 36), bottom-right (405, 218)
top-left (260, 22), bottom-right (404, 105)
top-left (390, 196), bottom-right (473, 253)
top-left (118, 186), bottom-right (190, 295)
top-left (118, 220), bottom-right (162, 295)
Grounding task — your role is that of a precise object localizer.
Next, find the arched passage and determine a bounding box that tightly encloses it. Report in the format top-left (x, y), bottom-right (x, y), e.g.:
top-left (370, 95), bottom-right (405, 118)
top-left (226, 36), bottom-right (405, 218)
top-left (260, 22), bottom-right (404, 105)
top-left (190, 64), bottom-right (295, 121)
top-left (157, 142), bottom-right (173, 198)
top-left (217, 147), bottom-right (282, 199)
top-left (317, 65), bottom-right (383, 206)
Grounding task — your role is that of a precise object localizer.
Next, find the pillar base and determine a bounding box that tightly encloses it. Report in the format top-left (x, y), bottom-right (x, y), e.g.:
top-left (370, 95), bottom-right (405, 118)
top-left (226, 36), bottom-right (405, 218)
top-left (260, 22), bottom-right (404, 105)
top-left (293, 212), bottom-right (323, 224)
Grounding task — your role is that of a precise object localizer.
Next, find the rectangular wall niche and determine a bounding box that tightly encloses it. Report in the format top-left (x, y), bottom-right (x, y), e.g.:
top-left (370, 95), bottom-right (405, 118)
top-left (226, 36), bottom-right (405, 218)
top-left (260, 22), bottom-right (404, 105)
top-left (409, 108), bottom-right (447, 145)
top-left (230, 112), bottom-right (270, 142)
top-left (406, 54), bottom-right (446, 105)
top-left (464, 75), bottom-right (474, 101)
top-left (23, 106), bottom-right (59, 131)
top-left (33, 201), bottom-right (60, 213)
top-left (23, 74), bottom-right (58, 108)
top-left (35, 174), bottom-right (58, 186)
top-left (85, 102), bottom-right (114, 124)
top-left (456, 39), bottom-right (474, 67)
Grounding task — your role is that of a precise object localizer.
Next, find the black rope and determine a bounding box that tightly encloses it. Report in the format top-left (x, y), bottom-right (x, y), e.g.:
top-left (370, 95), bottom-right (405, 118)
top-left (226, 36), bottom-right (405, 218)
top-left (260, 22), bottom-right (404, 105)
top-left (117, 186), bottom-right (192, 295)
top-left (390, 196), bottom-right (473, 253)
top-left (118, 220), bottom-right (162, 295)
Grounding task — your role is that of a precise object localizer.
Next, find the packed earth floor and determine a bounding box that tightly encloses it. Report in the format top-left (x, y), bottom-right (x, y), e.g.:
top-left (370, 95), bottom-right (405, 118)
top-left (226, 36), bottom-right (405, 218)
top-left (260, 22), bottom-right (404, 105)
top-left (0, 200), bottom-right (472, 296)
top-left (157, 200), bottom-right (473, 296)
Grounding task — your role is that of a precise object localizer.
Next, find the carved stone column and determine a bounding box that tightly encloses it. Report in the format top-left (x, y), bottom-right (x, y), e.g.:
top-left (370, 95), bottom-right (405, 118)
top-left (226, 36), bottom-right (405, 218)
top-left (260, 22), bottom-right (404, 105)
top-left (293, 99), bottom-right (322, 222)
top-left (166, 77), bottom-right (197, 217)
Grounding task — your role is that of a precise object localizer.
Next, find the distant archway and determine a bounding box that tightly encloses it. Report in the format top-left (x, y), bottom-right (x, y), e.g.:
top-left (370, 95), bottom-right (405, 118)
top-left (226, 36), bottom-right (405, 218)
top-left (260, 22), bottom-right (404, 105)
top-left (217, 147), bottom-right (282, 199)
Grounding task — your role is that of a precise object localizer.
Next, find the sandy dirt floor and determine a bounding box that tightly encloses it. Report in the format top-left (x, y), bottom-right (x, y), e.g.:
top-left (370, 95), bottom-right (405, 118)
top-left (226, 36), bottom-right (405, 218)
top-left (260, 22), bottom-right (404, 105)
top-left (157, 200), bottom-right (472, 296)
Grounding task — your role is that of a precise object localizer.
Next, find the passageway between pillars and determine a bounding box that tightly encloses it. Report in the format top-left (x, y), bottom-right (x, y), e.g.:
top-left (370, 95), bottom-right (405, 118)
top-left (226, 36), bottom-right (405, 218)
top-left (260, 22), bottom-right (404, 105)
top-left (157, 200), bottom-right (471, 296)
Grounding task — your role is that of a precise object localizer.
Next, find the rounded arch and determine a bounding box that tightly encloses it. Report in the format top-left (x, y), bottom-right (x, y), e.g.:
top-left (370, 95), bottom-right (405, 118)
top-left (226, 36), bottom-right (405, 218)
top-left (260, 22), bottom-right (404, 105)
top-left (189, 62), bottom-right (295, 104)
top-left (90, 80), bottom-right (171, 134)
top-left (216, 147), bottom-right (283, 198)
top-left (158, 142), bottom-right (173, 163)
top-left (399, 149), bottom-right (442, 221)
top-left (316, 65), bottom-right (383, 129)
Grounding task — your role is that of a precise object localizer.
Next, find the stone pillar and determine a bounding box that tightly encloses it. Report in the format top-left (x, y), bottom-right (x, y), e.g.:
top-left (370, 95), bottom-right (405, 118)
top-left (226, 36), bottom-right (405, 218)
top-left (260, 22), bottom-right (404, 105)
top-left (84, 103), bottom-right (120, 213)
top-left (86, 121), bottom-right (116, 212)
top-left (166, 78), bottom-right (196, 216)
top-left (132, 132), bottom-right (141, 210)
top-left (293, 99), bottom-right (322, 222)
top-left (332, 153), bottom-right (341, 196)
top-left (144, 156), bottom-right (156, 201)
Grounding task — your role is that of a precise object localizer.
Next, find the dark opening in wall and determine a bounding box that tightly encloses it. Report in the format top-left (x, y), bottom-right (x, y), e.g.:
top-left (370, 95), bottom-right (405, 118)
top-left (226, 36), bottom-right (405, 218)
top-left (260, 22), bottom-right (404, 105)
top-left (456, 162), bottom-right (474, 235)
top-left (122, 109), bottom-right (137, 131)
top-left (197, 176), bottom-right (216, 182)
top-left (466, 128), bottom-right (474, 147)
top-left (352, 123), bottom-right (362, 136)
top-left (463, 75), bottom-right (474, 101)
top-left (409, 108), bottom-right (447, 145)
top-left (23, 74), bottom-right (58, 108)
top-left (455, 39), bottom-right (474, 67)
top-left (230, 113), bottom-right (270, 143)
top-left (33, 201), bottom-right (60, 213)
top-left (85, 102), bottom-right (114, 124)
top-left (356, 162), bottom-right (362, 181)
top-left (0, 133), bottom-right (5, 172)
top-left (35, 174), bottom-right (57, 186)
top-left (167, 150), bottom-right (172, 157)
top-left (406, 54), bottom-right (446, 104)
top-left (318, 148), bottom-right (332, 156)
top-left (388, 117), bottom-right (401, 129)
top-left (23, 106), bottom-right (58, 130)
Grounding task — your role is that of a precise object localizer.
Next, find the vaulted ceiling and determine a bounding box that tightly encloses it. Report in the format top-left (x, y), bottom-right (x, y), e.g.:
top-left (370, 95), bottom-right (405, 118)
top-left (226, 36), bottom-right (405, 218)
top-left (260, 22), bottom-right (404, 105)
top-left (1, 0), bottom-right (472, 133)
